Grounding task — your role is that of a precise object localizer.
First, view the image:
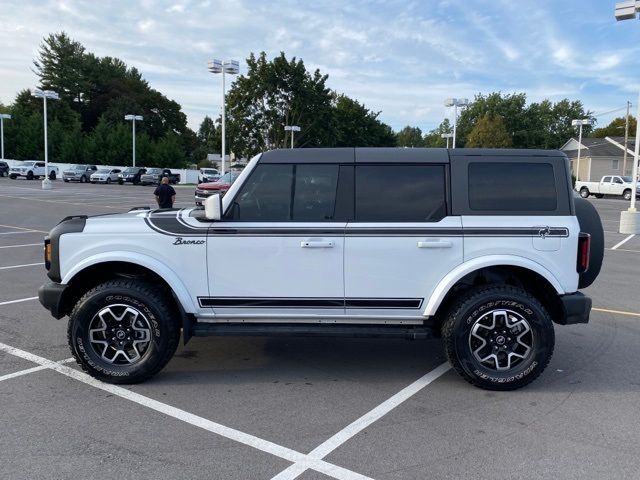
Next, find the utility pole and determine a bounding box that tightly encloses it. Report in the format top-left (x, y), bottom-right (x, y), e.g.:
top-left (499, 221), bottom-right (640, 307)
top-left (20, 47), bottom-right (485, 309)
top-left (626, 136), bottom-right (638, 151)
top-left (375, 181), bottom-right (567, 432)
top-left (623, 101), bottom-right (631, 175)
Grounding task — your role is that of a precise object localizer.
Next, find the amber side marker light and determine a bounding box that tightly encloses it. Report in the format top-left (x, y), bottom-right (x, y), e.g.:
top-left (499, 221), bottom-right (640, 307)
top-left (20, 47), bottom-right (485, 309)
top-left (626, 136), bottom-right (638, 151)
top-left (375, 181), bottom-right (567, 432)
top-left (44, 238), bottom-right (51, 270)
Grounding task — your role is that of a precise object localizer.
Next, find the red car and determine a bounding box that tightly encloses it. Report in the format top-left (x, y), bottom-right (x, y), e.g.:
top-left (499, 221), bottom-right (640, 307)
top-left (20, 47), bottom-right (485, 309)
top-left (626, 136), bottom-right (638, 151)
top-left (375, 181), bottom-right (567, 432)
top-left (194, 172), bottom-right (240, 206)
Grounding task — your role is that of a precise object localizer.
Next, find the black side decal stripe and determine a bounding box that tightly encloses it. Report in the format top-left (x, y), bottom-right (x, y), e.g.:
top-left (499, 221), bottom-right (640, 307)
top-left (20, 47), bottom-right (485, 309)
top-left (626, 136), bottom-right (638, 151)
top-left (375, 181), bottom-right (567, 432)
top-left (198, 297), bottom-right (424, 309)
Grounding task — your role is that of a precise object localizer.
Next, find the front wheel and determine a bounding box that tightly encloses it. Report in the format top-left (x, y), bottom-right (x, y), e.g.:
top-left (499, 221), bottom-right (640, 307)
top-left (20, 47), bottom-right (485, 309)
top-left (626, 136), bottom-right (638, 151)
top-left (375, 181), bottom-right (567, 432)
top-left (442, 286), bottom-right (554, 391)
top-left (26, 171), bottom-right (34, 180)
top-left (80, 175), bottom-right (86, 183)
top-left (106, 178), bottom-right (111, 184)
top-left (9, 174), bottom-right (16, 179)
top-left (623, 189), bottom-right (632, 201)
top-left (49, 171), bottom-right (56, 180)
top-left (68, 279), bottom-right (181, 384)
top-left (118, 179), bottom-right (124, 185)
top-left (579, 187), bottom-right (590, 198)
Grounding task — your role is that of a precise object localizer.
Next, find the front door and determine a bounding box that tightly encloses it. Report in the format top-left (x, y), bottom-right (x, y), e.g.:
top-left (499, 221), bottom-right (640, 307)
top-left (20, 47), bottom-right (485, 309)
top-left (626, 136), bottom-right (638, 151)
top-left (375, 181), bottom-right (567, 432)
top-left (344, 163), bottom-right (463, 318)
top-left (206, 163), bottom-right (347, 317)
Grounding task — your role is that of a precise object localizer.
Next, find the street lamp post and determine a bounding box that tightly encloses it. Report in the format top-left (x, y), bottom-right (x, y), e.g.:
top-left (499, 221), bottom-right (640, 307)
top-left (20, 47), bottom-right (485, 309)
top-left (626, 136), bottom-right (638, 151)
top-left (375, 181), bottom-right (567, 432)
top-left (208, 59), bottom-right (239, 175)
top-left (444, 98), bottom-right (469, 148)
top-left (441, 133), bottom-right (453, 149)
top-left (571, 119), bottom-right (591, 182)
top-left (32, 88), bottom-right (59, 190)
top-left (284, 125), bottom-right (301, 148)
top-left (615, 1), bottom-right (640, 233)
top-left (124, 115), bottom-right (143, 167)
top-left (0, 113), bottom-right (11, 160)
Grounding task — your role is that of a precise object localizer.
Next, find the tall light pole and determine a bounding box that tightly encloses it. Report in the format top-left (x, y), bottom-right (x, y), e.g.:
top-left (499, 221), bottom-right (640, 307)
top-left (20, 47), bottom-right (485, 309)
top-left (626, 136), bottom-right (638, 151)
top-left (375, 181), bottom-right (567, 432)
top-left (615, 1), bottom-right (640, 233)
top-left (571, 119), bottom-right (591, 182)
top-left (284, 125), bottom-right (301, 148)
top-left (208, 59), bottom-right (239, 175)
top-left (124, 115), bottom-right (143, 167)
top-left (32, 88), bottom-right (59, 190)
top-left (441, 133), bottom-right (453, 149)
top-left (0, 113), bottom-right (10, 160)
top-left (444, 98), bottom-right (469, 148)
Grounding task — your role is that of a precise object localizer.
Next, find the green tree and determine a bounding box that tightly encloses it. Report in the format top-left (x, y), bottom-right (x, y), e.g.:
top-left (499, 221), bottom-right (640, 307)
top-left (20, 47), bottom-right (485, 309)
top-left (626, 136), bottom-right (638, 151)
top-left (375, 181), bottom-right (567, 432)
top-left (466, 114), bottom-right (513, 148)
top-left (332, 95), bottom-right (396, 147)
top-left (396, 126), bottom-right (424, 147)
top-left (153, 132), bottom-right (187, 168)
top-left (423, 119), bottom-right (452, 147)
top-left (593, 116), bottom-right (636, 138)
top-left (225, 52), bottom-right (336, 157)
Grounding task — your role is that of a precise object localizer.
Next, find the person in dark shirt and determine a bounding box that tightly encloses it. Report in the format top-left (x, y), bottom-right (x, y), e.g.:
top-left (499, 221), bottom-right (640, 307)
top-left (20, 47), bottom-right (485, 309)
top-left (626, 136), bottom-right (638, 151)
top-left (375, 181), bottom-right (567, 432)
top-left (154, 176), bottom-right (176, 209)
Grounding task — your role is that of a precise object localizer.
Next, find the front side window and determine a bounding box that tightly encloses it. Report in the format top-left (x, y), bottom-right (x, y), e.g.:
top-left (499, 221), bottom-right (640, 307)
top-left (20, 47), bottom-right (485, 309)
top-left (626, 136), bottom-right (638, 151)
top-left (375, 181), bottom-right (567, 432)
top-left (355, 165), bottom-right (446, 222)
top-left (227, 164), bottom-right (339, 222)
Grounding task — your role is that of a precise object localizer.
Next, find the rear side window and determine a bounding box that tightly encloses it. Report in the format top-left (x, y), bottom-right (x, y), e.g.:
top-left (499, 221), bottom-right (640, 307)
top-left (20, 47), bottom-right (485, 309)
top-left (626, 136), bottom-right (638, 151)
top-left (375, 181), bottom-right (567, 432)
top-left (355, 165), bottom-right (446, 222)
top-left (468, 163), bottom-right (556, 211)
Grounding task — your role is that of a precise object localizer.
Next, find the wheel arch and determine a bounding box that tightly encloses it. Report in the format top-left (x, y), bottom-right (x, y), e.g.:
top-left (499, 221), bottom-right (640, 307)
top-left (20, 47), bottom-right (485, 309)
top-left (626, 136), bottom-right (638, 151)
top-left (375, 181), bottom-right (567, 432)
top-left (424, 256), bottom-right (565, 324)
top-left (61, 254), bottom-right (196, 315)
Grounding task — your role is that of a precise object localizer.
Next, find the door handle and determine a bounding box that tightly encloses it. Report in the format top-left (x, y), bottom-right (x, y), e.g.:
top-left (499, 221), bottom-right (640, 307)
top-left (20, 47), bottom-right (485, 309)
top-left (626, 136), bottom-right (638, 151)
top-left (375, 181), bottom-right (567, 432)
top-left (301, 240), bottom-right (334, 248)
top-left (417, 240), bottom-right (452, 249)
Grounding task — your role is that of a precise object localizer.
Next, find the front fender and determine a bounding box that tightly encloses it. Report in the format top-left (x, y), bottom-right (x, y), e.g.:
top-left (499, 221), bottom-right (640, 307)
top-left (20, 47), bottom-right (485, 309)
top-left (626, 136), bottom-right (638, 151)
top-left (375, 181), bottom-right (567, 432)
top-left (61, 251), bottom-right (197, 313)
top-left (423, 255), bottom-right (565, 317)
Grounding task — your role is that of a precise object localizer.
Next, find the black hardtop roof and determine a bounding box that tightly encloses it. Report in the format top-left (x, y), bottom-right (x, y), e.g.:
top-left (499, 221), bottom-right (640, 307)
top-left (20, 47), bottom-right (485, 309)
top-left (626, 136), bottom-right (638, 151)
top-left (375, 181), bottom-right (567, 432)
top-left (259, 148), bottom-right (565, 164)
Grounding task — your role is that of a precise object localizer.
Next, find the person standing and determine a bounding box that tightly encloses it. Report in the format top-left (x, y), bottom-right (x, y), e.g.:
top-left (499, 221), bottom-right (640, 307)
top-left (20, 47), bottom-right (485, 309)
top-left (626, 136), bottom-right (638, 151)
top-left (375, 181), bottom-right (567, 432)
top-left (154, 176), bottom-right (176, 209)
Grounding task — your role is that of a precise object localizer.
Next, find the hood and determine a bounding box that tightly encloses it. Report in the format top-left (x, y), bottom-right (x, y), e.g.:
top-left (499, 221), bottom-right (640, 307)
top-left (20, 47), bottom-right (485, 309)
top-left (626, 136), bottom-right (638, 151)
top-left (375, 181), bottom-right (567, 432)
top-left (81, 208), bottom-right (205, 237)
top-left (198, 181), bottom-right (231, 190)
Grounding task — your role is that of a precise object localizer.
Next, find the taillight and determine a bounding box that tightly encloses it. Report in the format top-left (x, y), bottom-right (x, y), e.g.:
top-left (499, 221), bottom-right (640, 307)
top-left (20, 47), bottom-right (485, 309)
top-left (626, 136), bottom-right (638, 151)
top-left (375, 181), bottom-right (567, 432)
top-left (577, 232), bottom-right (590, 273)
top-left (44, 237), bottom-right (51, 270)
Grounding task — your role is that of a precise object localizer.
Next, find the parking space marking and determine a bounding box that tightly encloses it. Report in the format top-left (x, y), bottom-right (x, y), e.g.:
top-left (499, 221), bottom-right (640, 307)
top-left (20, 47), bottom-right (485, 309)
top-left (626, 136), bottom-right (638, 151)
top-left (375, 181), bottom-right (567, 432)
top-left (593, 307), bottom-right (640, 318)
top-left (271, 362), bottom-right (451, 480)
top-left (0, 358), bottom-right (74, 383)
top-left (0, 296), bottom-right (38, 306)
top-left (0, 224), bottom-right (47, 233)
top-left (611, 234), bottom-right (635, 250)
top-left (0, 230), bottom-right (41, 235)
top-left (0, 342), bottom-right (374, 480)
top-left (0, 263), bottom-right (43, 270)
top-left (0, 193), bottom-right (120, 209)
top-left (0, 243), bottom-right (41, 249)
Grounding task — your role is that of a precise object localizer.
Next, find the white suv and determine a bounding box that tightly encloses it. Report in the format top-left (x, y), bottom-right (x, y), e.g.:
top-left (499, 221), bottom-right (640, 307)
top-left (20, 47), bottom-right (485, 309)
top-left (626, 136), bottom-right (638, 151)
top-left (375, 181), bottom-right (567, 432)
top-left (38, 148), bottom-right (603, 390)
top-left (198, 168), bottom-right (220, 183)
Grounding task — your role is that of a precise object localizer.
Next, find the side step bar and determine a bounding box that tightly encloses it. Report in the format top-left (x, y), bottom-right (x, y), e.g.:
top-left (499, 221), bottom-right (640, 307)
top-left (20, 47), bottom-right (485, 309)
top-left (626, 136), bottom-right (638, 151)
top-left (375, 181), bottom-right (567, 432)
top-left (190, 322), bottom-right (437, 340)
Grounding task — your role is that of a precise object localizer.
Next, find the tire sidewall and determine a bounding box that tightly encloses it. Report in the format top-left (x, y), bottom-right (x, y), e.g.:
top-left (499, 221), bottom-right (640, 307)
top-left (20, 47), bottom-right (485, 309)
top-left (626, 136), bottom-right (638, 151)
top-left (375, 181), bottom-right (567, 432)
top-left (450, 292), bottom-right (554, 389)
top-left (580, 188), bottom-right (589, 198)
top-left (70, 287), bottom-right (171, 381)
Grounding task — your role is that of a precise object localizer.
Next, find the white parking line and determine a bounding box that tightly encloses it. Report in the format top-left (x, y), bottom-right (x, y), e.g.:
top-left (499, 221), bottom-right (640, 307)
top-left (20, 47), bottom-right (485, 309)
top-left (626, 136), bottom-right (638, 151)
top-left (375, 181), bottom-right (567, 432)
top-left (0, 231), bottom-right (41, 235)
top-left (0, 358), bottom-right (74, 383)
top-left (0, 243), bottom-right (41, 249)
top-left (0, 342), bottom-right (374, 480)
top-left (0, 296), bottom-right (38, 306)
top-left (0, 263), bottom-right (43, 270)
top-left (271, 362), bottom-right (451, 480)
top-left (611, 234), bottom-right (635, 250)
top-left (0, 224), bottom-right (47, 233)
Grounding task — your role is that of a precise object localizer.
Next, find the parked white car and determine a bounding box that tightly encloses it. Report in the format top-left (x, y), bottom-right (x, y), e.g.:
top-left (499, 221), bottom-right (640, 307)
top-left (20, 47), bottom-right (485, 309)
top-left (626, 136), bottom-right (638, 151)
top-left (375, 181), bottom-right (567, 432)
top-left (198, 168), bottom-right (220, 183)
top-left (575, 175), bottom-right (640, 200)
top-left (9, 161), bottom-right (59, 180)
top-left (90, 168), bottom-right (122, 184)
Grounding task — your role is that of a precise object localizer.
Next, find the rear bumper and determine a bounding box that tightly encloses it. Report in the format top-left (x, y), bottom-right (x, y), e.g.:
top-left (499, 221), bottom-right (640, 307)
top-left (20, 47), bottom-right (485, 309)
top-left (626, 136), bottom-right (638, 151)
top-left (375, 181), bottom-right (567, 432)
top-left (557, 292), bottom-right (592, 325)
top-left (38, 282), bottom-right (68, 319)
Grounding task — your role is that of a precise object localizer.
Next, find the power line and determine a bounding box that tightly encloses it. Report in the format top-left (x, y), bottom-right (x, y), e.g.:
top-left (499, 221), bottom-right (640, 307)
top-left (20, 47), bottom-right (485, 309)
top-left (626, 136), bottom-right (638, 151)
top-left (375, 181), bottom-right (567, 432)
top-left (591, 105), bottom-right (631, 117)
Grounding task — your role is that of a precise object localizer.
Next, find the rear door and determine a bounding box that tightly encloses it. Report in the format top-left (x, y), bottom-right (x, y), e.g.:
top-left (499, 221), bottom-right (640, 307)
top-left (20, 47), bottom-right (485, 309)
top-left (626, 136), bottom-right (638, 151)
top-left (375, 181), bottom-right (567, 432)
top-left (344, 154), bottom-right (463, 319)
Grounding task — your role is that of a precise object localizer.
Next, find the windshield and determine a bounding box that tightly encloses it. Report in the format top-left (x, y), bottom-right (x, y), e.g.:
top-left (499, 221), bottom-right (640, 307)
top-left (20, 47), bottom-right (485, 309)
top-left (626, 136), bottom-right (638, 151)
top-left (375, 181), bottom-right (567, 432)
top-left (123, 168), bottom-right (138, 173)
top-left (71, 165), bottom-right (85, 170)
top-left (203, 169), bottom-right (217, 174)
top-left (96, 169), bottom-right (109, 174)
top-left (146, 168), bottom-right (162, 174)
top-left (622, 176), bottom-right (633, 183)
top-left (20, 161), bottom-right (36, 167)
top-left (217, 172), bottom-right (239, 183)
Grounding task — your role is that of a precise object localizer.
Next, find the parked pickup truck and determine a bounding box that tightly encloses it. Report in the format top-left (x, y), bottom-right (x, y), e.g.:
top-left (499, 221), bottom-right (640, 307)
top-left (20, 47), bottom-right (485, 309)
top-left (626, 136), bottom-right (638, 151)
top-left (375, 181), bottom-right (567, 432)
top-left (39, 148), bottom-right (604, 391)
top-left (575, 175), bottom-right (640, 200)
top-left (140, 168), bottom-right (180, 185)
top-left (9, 161), bottom-right (59, 180)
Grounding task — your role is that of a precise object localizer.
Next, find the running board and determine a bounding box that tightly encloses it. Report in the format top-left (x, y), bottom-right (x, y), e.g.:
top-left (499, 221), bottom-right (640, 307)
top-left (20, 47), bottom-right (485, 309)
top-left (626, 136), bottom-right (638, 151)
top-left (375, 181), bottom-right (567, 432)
top-left (191, 322), bottom-right (437, 340)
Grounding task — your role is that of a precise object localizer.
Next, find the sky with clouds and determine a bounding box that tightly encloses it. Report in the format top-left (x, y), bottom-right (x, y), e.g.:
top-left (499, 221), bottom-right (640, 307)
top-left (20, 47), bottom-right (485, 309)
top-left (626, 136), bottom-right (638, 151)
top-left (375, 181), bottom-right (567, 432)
top-left (1, 0), bottom-right (639, 134)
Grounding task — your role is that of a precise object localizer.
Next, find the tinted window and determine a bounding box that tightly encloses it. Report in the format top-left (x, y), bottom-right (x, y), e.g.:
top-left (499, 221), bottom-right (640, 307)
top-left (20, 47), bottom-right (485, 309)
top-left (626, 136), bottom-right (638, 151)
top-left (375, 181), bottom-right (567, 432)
top-left (468, 163), bottom-right (557, 211)
top-left (602, 176), bottom-right (611, 183)
top-left (228, 164), bottom-right (339, 222)
top-left (355, 165), bottom-right (446, 222)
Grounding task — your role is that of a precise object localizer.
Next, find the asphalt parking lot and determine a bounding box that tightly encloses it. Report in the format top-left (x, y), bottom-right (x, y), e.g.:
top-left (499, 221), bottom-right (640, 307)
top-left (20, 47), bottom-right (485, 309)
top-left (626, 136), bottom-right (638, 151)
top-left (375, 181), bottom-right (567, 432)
top-left (1, 177), bottom-right (640, 480)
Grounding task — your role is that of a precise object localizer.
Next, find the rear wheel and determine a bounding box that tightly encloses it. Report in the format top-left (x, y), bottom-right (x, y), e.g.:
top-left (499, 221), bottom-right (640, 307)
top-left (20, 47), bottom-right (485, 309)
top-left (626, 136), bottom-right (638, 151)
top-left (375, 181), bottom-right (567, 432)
top-left (68, 279), bottom-right (181, 384)
top-left (442, 285), bottom-right (554, 391)
top-left (579, 187), bottom-right (590, 198)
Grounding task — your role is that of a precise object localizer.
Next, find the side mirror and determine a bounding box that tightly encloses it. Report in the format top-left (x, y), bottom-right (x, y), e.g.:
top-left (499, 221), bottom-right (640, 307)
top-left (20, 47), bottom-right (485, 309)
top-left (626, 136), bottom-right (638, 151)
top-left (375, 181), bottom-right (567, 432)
top-left (204, 194), bottom-right (222, 220)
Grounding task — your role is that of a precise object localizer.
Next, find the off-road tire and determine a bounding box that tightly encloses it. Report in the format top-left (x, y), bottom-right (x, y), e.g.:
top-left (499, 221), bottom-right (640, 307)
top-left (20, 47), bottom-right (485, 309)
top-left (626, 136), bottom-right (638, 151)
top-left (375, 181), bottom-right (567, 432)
top-left (67, 279), bottom-right (181, 384)
top-left (442, 285), bottom-right (554, 391)
top-left (579, 187), bottom-right (590, 198)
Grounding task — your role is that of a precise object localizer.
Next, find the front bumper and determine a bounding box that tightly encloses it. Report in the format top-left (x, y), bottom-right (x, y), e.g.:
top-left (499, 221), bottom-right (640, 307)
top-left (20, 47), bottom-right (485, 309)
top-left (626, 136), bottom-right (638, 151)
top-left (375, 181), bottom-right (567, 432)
top-left (557, 292), bottom-right (592, 325)
top-left (38, 282), bottom-right (69, 319)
